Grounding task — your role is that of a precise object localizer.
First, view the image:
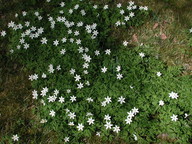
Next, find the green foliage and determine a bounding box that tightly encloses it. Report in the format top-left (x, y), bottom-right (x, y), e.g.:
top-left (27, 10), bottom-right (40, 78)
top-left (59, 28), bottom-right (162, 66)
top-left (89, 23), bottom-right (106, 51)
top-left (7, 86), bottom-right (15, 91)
top-left (1, 0), bottom-right (192, 143)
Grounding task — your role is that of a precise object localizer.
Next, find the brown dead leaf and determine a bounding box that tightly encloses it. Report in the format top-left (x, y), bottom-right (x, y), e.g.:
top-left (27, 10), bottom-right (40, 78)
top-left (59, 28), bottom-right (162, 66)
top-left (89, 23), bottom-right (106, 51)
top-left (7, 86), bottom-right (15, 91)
top-left (153, 23), bottom-right (159, 29)
top-left (157, 133), bottom-right (177, 142)
top-left (132, 34), bottom-right (138, 42)
top-left (160, 33), bottom-right (167, 40)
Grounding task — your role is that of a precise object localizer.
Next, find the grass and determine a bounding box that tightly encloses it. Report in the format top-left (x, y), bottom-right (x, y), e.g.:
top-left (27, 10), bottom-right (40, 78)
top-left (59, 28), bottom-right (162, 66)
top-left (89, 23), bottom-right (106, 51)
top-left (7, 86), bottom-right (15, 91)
top-left (0, 0), bottom-right (192, 143)
top-left (114, 0), bottom-right (192, 71)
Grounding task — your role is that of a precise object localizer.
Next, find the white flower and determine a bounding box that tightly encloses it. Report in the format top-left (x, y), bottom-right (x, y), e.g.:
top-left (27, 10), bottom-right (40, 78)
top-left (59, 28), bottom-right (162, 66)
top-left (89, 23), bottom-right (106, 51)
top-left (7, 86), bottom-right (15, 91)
top-left (19, 38), bottom-right (25, 44)
top-left (104, 5), bottom-right (108, 10)
top-left (34, 11), bottom-right (39, 16)
top-left (94, 50), bottom-right (100, 56)
top-left (86, 112), bottom-right (93, 117)
top-left (125, 117), bottom-right (132, 124)
top-left (65, 108), bottom-right (70, 113)
top-left (48, 64), bottom-right (54, 73)
top-left (116, 66), bottom-right (121, 72)
top-left (76, 39), bottom-right (81, 45)
top-left (132, 5), bottom-right (137, 10)
top-left (32, 90), bottom-right (38, 99)
top-left (93, 5), bottom-right (98, 9)
top-left (159, 100), bottom-right (164, 106)
top-left (132, 107), bottom-right (139, 114)
top-left (33, 74), bottom-right (38, 80)
top-left (60, 2), bottom-right (65, 7)
top-left (105, 49), bottom-right (111, 55)
top-left (115, 21), bottom-right (121, 26)
top-left (59, 97), bottom-right (65, 103)
top-left (41, 100), bottom-right (45, 106)
top-left (101, 101), bottom-right (107, 107)
top-left (84, 55), bottom-right (91, 62)
top-left (70, 95), bottom-right (76, 102)
top-left (64, 137), bottom-right (69, 142)
top-left (77, 82), bottom-right (84, 89)
top-left (125, 16), bottom-right (130, 21)
top-left (74, 74), bottom-right (81, 81)
top-left (139, 52), bottom-right (145, 58)
top-left (60, 49), bottom-right (66, 55)
top-left (74, 31), bottom-right (79, 36)
top-left (69, 68), bottom-right (75, 75)
top-left (24, 21), bottom-right (30, 27)
top-left (171, 114), bottom-right (178, 121)
top-left (156, 72), bottom-right (162, 77)
top-left (190, 28), bottom-right (192, 33)
top-left (104, 114), bottom-right (111, 121)
top-left (169, 91), bottom-right (179, 99)
top-left (15, 13), bottom-right (18, 17)
top-left (67, 89), bottom-right (71, 93)
top-left (77, 123), bottom-right (84, 131)
top-left (127, 111), bottom-right (134, 118)
top-left (96, 132), bottom-right (101, 136)
top-left (118, 96), bottom-right (125, 104)
top-left (16, 45), bottom-right (21, 49)
top-left (117, 3), bottom-right (122, 8)
top-left (53, 40), bottom-right (59, 46)
top-left (48, 96), bottom-right (56, 102)
top-left (123, 40), bottom-right (128, 46)
top-left (184, 113), bottom-right (189, 118)
top-left (41, 87), bottom-right (48, 96)
top-left (22, 11), bottom-right (27, 16)
top-left (84, 47), bottom-right (89, 52)
top-left (10, 49), bottom-right (14, 53)
top-left (84, 70), bottom-right (89, 75)
top-left (129, 12), bottom-right (135, 17)
top-left (67, 29), bottom-right (73, 36)
top-left (49, 110), bottom-right (55, 117)
top-left (68, 122), bottom-right (74, 126)
top-left (38, 27), bottom-right (44, 34)
top-left (120, 10), bottom-right (125, 15)
top-left (144, 6), bottom-right (148, 11)
top-left (12, 134), bottom-right (19, 141)
top-left (133, 134), bottom-right (138, 141)
top-left (8, 21), bottom-right (15, 28)
top-left (68, 9), bottom-right (73, 14)
top-left (24, 43), bottom-right (29, 49)
top-left (87, 117), bottom-right (95, 125)
top-left (40, 119), bottom-right (47, 123)
top-left (104, 121), bottom-right (113, 130)
top-left (86, 97), bottom-right (93, 102)
top-left (42, 73), bottom-right (47, 78)
top-left (56, 65), bottom-right (61, 71)
top-left (68, 112), bottom-right (76, 119)
top-left (74, 4), bottom-right (79, 9)
top-left (77, 21), bottom-right (83, 27)
top-left (29, 75), bottom-right (33, 81)
top-left (105, 96), bottom-right (112, 104)
top-left (78, 47), bottom-right (84, 53)
top-left (101, 66), bottom-right (107, 73)
top-left (31, 26), bottom-right (36, 31)
top-left (113, 125), bottom-right (120, 133)
top-left (53, 89), bottom-right (59, 95)
top-left (129, 1), bottom-right (134, 6)
top-left (117, 73), bottom-right (123, 80)
top-left (61, 37), bottom-right (67, 43)
top-left (81, 10), bottom-right (86, 16)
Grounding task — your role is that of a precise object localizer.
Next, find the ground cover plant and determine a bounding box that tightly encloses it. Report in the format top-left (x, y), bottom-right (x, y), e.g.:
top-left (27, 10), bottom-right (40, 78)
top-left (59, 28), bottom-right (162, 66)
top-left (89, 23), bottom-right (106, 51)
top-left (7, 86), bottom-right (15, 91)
top-left (0, 0), bottom-right (192, 143)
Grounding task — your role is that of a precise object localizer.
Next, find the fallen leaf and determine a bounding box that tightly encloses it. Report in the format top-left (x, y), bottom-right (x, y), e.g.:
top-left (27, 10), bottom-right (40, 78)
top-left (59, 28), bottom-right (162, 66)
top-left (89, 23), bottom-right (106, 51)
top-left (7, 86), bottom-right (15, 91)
top-left (160, 33), bottom-right (167, 40)
top-left (153, 23), bottom-right (159, 29)
top-left (132, 34), bottom-right (138, 42)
